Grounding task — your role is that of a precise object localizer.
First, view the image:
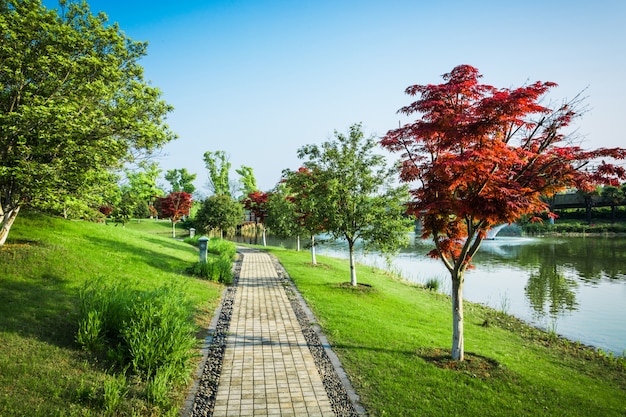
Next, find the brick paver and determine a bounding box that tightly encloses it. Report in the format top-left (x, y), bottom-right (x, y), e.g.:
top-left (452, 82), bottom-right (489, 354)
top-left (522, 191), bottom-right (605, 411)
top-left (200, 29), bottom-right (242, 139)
top-left (212, 250), bottom-right (335, 417)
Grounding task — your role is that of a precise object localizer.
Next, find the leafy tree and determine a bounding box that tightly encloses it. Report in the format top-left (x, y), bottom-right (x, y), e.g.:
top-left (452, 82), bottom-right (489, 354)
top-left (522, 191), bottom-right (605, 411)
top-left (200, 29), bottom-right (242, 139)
top-left (109, 189), bottom-right (137, 227)
top-left (381, 65), bottom-right (626, 360)
top-left (576, 187), bottom-right (600, 225)
top-left (164, 168), bottom-right (196, 195)
top-left (203, 150), bottom-right (233, 197)
top-left (195, 194), bottom-right (243, 238)
top-left (236, 165), bottom-right (258, 197)
top-left (264, 184), bottom-right (304, 250)
top-left (295, 123), bottom-right (412, 285)
top-left (282, 167), bottom-right (328, 265)
top-left (125, 161), bottom-right (164, 219)
top-left (0, 0), bottom-right (176, 245)
top-left (600, 185), bottom-right (624, 223)
top-left (154, 192), bottom-right (193, 237)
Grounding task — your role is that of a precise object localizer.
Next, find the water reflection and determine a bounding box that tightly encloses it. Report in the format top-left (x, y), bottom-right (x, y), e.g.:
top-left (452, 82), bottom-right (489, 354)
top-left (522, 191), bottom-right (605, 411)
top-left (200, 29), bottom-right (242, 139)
top-left (525, 263), bottom-right (578, 319)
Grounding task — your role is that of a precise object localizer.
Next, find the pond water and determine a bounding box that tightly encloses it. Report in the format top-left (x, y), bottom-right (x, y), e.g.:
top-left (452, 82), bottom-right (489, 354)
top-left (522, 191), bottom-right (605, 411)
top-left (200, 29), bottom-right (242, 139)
top-left (233, 233), bottom-right (626, 355)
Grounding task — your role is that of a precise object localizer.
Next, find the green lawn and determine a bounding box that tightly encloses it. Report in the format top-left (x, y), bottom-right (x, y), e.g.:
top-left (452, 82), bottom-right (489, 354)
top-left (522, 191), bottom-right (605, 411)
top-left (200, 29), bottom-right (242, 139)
top-left (0, 212), bottom-right (223, 416)
top-left (266, 246), bottom-right (626, 417)
top-left (2, 213), bottom-right (624, 416)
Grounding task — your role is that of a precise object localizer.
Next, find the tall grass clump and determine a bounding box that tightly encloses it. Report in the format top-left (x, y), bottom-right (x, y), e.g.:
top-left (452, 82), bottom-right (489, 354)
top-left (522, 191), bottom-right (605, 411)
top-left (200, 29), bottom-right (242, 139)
top-left (185, 237), bottom-right (236, 283)
top-left (76, 280), bottom-right (197, 406)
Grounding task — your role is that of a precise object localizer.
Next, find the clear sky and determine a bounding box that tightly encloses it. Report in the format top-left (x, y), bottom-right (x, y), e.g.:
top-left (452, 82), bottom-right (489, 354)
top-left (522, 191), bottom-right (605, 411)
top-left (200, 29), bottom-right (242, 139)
top-left (46, 0), bottom-right (626, 194)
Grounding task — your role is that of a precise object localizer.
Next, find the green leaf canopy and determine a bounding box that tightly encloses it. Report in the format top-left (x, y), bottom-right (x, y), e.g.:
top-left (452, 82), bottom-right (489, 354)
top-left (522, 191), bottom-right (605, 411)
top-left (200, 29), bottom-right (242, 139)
top-left (0, 0), bottom-right (177, 244)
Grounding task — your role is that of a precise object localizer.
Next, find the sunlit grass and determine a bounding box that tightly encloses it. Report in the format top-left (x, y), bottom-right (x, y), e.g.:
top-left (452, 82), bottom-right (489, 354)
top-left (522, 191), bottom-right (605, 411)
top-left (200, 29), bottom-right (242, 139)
top-left (0, 211), bottom-right (223, 416)
top-left (267, 246), bottom-right (626, 417)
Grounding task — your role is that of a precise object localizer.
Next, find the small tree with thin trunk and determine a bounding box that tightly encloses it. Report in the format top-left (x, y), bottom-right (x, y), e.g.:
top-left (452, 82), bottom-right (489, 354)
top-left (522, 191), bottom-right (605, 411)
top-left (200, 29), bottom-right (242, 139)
top-left (154, 192), bottom-right (193, 238)
top-left (381, 65), bottom-right (626, 361)
top-left (294, 123), bottom-right (413, 285)
top-left (282, 167), bottom-right (327, 265)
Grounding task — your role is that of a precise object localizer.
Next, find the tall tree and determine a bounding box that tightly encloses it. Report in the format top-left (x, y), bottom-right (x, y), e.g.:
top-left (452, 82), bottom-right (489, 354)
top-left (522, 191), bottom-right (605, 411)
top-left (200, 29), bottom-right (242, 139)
top-left (203, 151), bottom-right (233, 196)
top-left (0, 0), bottom-right (176, 245)
top-left (164, 168), bottom-right (196, 195)
top-left (296, 123), bottom-right (412, 285)
top-left (154, 192), bottom-right (193, 238)
top-left (381, 65), bottom-right (626, 360)
top-left (236, 165), bottom-right (257, 197)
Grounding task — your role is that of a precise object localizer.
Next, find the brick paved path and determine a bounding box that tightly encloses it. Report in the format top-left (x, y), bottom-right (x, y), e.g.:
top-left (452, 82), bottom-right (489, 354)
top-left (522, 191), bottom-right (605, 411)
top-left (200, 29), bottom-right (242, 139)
top-left (212, 250), bottom-right (335, 417)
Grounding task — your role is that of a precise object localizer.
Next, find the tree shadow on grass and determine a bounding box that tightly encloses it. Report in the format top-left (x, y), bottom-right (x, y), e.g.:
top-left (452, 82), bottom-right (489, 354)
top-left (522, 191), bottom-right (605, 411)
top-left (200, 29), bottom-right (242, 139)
top-left (332, 342), bottom-right (514, 380)
top-left (83, 235), bottom-right (193, 273)
top-left (0, 272), bottom-right (79, 348)
top-left (416, 347), bottom-right (514, 379)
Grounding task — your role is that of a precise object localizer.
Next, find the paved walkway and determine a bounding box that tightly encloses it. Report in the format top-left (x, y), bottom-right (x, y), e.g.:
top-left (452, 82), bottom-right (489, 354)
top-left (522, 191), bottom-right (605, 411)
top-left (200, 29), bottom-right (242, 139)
top-left (211, 250), bottom-right (335, 417)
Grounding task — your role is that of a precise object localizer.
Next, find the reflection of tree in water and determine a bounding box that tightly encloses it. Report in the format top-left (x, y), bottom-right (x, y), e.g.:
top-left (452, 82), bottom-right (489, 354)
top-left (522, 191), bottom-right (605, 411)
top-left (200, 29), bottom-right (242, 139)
top-left (525, 262), bottom-right (578, 319)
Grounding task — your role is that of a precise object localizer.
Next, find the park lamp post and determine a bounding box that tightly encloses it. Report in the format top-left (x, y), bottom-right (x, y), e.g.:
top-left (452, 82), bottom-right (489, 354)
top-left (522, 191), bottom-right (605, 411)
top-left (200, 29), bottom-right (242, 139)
top-left (198, 236), bottom-right (209, 264)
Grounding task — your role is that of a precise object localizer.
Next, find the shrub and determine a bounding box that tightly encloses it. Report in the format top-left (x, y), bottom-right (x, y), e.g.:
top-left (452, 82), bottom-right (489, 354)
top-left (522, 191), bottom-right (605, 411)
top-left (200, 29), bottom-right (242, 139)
top-left (76, 280), bottom-right (198, 409)
top-left (425, 278), bottom-right (440, 292)
top-left (184, 237), bottom-right (236, 283)
top-left (186, 254), bottom-right (234, 284)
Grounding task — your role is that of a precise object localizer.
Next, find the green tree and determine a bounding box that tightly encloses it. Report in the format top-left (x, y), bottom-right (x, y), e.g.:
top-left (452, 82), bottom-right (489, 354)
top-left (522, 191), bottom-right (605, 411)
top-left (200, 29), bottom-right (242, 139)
top-left (195, 194), bottom-right (243, 238)
top-left (295, 123), bottom-right (413, 285)
top-left (203, 151), bottom-right (233, 197)
top-left (282, 166), bottom-right (328, 265)
top-left (0, 0), bottom-right (176, 245)
top-left (600, 185), bottom-right (624, 223)
top-left (265, 184), bottom-right (304, 250)
top-left (236, 165), bottom-right (257, 197)
top-left (164, 168), bottom-right (196, 195)
top-left (124, 161), bottom-right (164, 219)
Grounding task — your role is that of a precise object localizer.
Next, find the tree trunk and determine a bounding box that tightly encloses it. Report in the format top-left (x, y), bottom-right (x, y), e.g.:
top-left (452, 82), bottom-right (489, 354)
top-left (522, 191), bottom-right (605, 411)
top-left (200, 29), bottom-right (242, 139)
top-left (172, 221), bottom-right (176, 238)
top-left (0, 206), bottom-right (21, 247)
top-left (611, 205), bottom-right (616, 223)
top-left (348, 239), bottom-right (357, 286)
top-left (310, 235), bottom-right (317, 265)
top-left (262, 227), bottom-right (267, 247)
top-left (296, 235), bottom-right (301, 252)
top-left (451, 271), bottom-right (464, 361)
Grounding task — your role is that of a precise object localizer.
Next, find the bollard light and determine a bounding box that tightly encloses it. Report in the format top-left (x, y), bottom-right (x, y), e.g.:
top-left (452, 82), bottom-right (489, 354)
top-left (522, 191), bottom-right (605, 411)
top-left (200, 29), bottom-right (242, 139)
top-left (198, 236), bottom-right (209, 264)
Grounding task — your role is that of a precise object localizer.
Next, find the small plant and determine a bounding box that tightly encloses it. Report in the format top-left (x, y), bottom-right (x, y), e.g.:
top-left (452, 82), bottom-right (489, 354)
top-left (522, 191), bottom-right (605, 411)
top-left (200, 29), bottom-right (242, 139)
top-left (145, 365), bottom-right (174, 407)
top-left (103, 372), bottom-right (128, 414)
top-left (498, 291), bottom-right (511, 316)
top-left (425, 277), bottom-right (440, 292)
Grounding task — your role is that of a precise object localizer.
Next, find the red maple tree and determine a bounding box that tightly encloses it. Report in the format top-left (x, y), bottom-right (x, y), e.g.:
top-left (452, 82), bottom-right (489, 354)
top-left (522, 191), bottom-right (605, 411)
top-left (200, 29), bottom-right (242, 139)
top-left (154, 192), bottom-right (193, 238)
top-left (242, 190), bottom-right (269, 245)
top-left (381, 65), bottom-right (626, 360)
top-left (242, 190), bottom-right (269, 224)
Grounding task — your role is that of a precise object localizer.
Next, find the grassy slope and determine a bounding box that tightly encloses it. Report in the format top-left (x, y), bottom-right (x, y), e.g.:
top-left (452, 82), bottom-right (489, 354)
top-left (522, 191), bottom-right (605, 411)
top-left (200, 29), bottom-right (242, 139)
top-left (0, 212), bottom-right (222, 416)
top-left (267, 247), bottom-right (626, 417)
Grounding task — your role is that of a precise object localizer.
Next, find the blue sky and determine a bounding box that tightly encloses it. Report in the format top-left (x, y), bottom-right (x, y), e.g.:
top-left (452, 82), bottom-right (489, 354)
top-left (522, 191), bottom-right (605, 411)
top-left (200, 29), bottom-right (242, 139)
top-left (46, 0), bottom-right (626, 194)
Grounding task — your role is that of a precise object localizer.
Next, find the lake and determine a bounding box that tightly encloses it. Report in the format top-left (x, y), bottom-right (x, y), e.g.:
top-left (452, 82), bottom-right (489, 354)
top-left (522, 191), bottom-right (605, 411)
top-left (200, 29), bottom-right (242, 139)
top-left (233, 233), bottom-right (626, 355)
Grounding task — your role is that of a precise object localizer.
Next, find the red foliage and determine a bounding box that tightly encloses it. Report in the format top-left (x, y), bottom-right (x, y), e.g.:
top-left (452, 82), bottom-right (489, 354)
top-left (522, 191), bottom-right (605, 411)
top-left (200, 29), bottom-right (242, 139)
top-left (154, 192), bottom-right (192, 223)
top-left (382, 65), bottom-right (626, 270)
top-left (99, 205), bottom-right (113, 216)
top-left (242, 191), bottom-right (269, 223)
